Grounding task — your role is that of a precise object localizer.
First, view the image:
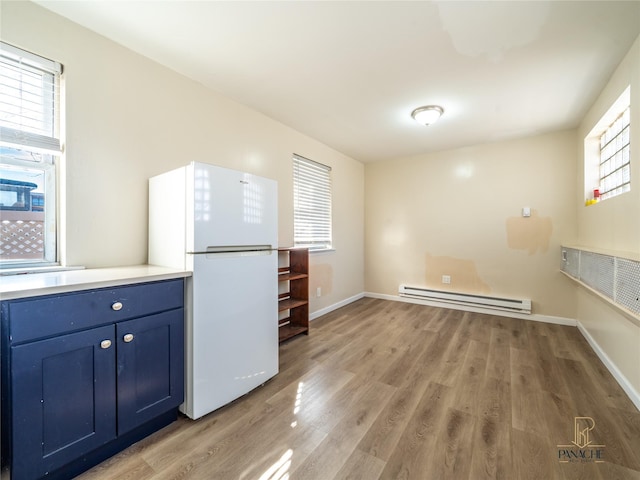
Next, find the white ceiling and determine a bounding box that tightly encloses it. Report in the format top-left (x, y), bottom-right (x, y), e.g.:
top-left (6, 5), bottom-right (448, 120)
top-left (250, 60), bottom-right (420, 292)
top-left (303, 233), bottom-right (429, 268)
top-left (35, 1), bottom-right (640, 163)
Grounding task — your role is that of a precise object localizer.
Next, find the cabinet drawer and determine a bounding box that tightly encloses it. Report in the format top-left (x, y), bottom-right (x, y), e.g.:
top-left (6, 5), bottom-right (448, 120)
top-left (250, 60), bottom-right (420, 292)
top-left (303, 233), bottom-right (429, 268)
top-left (6, 279), bottom-right (184, 344)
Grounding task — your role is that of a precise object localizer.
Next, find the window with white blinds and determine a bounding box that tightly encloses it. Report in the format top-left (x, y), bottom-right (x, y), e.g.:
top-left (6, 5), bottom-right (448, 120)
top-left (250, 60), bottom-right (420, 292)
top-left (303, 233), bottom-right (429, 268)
top-left (0, 42), bottom-right (61, 153)
top-left (0, 42), bottom-right (61, 268)
top-left (293, 154), bottom-right (332, 250)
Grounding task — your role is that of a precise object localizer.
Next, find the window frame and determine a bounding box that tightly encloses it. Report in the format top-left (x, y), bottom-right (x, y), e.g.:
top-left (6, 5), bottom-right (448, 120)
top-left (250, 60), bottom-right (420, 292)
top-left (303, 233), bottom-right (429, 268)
top-left (0, 42), bottom-right (61, 270)
top-left (598, 106), bottom-right (630, 201)
top-left (584, 86), bottom-right (631, 205)
top-left (292, 154), bottom-right (332, 251)
top-left (0, 155), bottom-right (57, 268)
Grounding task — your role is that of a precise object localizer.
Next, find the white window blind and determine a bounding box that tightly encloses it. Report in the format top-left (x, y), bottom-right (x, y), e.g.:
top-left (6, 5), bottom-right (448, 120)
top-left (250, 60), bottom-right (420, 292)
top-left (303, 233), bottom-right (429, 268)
top-left (293, 154), bottom-right (332, 249)
top-left (0, 42), bottom-right (62, 154)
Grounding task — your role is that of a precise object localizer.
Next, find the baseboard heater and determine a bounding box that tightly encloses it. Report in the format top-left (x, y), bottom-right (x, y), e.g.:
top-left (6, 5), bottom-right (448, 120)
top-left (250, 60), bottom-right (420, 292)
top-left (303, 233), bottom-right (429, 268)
top-left (398, 284), bottom-right (532, 314)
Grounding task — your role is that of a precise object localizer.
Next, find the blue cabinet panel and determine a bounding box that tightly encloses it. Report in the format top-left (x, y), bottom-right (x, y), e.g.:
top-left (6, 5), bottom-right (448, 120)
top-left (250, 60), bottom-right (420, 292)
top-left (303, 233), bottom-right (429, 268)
top-left (11, 325), bottom-right (117, 480)
top-left (116, 309), bottom-right (184, 434)
top-left (8, 279), bottom-right (184, 344)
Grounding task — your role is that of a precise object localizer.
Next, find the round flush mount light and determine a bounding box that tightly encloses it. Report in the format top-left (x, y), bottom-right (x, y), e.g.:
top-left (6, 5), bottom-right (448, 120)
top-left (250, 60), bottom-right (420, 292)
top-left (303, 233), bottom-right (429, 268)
top-left (411, 105), bottom-right (444, 126)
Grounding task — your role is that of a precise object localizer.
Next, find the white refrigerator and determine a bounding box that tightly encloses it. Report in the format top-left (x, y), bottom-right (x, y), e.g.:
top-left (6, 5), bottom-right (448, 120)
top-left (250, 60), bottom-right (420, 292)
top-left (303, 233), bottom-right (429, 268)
top-left (149, 162), bottom-right (278, 419)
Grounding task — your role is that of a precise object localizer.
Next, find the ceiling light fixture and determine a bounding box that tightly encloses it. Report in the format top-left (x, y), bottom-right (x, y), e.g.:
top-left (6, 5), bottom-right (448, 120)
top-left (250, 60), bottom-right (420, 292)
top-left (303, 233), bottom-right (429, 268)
top-left (411, 105), bottom-right (444, 126)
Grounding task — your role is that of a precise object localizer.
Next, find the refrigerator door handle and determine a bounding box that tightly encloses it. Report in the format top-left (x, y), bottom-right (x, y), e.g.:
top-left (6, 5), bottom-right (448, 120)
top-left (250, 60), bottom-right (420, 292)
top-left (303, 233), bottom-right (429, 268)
top-left (188, 245), bottom-right (274, 255)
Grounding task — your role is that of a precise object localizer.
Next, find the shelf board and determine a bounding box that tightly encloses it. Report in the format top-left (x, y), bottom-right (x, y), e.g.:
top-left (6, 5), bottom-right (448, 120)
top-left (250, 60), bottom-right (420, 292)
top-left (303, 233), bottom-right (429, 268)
top-left (278, 324), bottom-right (309, 342)
top-left (560, 270), bottom-right (640, 328)
top-left (278, 298), bottom-right (308, 312)
top-left (278, 272), bottom-right (308, 282)
top-left (278, 247), bottom-right (309, 344)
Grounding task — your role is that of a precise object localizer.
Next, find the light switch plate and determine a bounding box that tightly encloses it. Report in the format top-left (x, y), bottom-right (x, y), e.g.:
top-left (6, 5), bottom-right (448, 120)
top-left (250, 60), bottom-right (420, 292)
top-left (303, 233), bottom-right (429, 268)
top-left (522, 207), bottom-right (531, 217)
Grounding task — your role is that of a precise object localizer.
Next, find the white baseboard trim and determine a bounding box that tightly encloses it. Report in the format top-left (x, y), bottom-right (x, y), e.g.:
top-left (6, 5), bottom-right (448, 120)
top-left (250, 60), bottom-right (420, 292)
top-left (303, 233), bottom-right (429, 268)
top-left (364, 292), bottom-right (577, 326)
top-left (576, 321), bottom-right (640, 411)
top-left (309, 292), bottom-right (365, 321)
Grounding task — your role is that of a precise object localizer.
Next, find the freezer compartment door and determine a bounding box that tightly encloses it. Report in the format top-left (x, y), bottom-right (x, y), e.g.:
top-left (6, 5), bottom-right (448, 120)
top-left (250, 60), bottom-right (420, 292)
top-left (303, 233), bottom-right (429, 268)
top-left (186, 250), bottom-right (278, 419)
top-left (192, 163), bottom-right (277, 252)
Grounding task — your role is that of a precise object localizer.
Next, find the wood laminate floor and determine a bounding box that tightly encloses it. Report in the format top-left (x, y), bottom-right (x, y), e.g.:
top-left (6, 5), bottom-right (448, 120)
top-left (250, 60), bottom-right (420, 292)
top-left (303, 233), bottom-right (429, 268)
top-left (78, 298), bottom-right (640, 480)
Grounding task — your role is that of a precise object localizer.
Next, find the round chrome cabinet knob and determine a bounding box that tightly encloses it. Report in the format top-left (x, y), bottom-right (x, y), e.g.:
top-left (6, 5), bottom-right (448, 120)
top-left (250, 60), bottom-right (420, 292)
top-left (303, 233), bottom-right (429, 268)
top-left (100, 340), bottom-right (112, 349)
top-left (111, 302), bottom-right (123, 311)
top-left (123, 333), bottom-right (134, 343)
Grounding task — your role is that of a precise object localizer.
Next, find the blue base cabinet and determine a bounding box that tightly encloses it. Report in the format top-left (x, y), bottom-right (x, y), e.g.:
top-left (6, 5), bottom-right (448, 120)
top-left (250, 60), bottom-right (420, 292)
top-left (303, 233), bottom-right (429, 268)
top-left (1, 279), bottom-right (185, 480)
top-left (116, 310), bottom-right (184, 434)
top-left (11, 325), bottom-right (117, 479)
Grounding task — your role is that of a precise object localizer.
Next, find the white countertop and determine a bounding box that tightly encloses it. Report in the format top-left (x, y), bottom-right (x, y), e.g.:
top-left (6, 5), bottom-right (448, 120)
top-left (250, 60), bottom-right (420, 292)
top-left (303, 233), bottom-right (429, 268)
top-left (0, 265), bottom-right (192, 301)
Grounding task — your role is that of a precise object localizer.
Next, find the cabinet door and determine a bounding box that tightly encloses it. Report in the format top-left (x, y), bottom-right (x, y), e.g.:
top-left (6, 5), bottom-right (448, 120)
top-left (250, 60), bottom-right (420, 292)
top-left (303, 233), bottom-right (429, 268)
top-left (11, 325), bottom-right (116, 480)
top-left (116, 309), bottom-right (184, 434)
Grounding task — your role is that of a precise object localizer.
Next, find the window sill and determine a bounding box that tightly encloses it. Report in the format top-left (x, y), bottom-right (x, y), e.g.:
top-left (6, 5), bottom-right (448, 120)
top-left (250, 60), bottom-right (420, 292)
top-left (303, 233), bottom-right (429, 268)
top-left (0, 265), bottom-right (85, 277)
top-left (309, 248), bottom-right (335, 255)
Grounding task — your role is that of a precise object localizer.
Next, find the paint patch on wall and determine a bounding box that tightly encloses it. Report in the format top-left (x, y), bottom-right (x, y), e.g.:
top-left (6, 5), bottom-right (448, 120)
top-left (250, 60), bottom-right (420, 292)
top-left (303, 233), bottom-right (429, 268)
top-left (506, 210), bottom-right (552, 255)
top-left (309, 263), bottom-right (333, 296)
top-left (425, 253), bottom-right (491, 294)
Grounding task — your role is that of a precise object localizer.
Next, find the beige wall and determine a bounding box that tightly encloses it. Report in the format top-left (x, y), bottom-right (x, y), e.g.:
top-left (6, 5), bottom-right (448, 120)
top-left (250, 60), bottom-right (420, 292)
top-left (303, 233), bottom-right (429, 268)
top-left (365, 130), bottom-right (578, 318)
top-left (1, 1), bottom-right (364, 313)
top-left (575, 35), bottom-right (640, 396)
top-left (3, 3), bottom-right (638, 398)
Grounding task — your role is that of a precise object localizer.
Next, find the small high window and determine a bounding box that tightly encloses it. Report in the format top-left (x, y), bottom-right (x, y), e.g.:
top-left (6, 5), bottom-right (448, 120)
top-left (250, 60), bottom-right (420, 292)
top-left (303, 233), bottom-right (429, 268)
top-left (584, 86), bottom-right (630, 205)
top-left (599, 106), bottom-right (630, 200)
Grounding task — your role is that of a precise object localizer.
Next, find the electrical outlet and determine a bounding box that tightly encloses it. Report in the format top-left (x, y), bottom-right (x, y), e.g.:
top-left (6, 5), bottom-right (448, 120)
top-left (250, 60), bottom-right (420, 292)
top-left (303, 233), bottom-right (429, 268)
top-left (442, 275), bottom-right (451, 284)
top-left (316, 287), bottom-right (322, 297)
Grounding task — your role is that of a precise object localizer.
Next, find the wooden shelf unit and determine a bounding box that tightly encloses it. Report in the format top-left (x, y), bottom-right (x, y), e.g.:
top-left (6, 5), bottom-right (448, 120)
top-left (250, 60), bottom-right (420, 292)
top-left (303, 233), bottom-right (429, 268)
top-left (278, 247), bottom-right (309, 342)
